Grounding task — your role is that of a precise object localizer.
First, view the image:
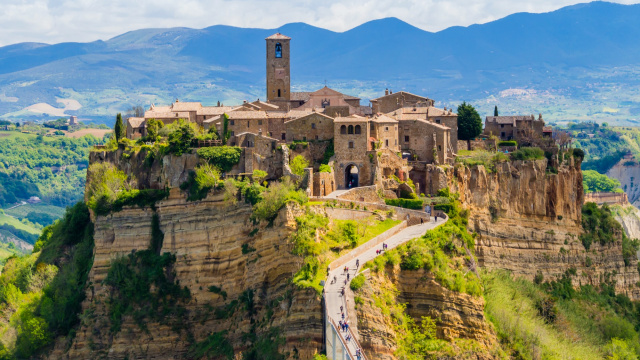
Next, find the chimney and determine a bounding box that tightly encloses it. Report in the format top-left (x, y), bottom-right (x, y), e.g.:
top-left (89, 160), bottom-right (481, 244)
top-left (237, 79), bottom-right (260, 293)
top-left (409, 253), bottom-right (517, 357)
top-left (385, 88), bottom-right (389, 96)
top-left (243, 100), bottom-right (248, 104)
top-left (390, 90), bottom-right (393, 94)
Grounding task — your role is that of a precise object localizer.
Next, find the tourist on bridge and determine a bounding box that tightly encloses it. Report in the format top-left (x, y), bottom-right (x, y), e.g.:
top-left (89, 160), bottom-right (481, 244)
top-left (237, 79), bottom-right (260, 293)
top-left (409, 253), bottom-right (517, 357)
top-left (356, 259), bottom-right (360, 268)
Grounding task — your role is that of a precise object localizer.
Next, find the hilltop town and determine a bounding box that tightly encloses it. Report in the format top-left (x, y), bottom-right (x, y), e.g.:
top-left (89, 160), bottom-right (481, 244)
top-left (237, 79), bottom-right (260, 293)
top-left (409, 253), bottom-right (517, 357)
top-left (125, 33), bottom-right (552, 196)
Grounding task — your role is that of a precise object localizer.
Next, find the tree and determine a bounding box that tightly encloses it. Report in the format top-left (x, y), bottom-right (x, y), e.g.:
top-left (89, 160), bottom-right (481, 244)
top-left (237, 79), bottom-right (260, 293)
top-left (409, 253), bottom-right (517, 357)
top-left (290, 155), bottom-right (309, 176)
top-left (494, 105), bottom-right (499, 116)
top-left (126, 105), bottom-right (145, 119)
top-left (145, 118), bottom-right (164, 141)
top-left (582, 170), bottom-right (623, 193)
top-left (114, 113), bottom-right (125, 142)
top-left (252, 169), bottom-right (268, 184)
top-left (457, 102), bottom-right (483, 140)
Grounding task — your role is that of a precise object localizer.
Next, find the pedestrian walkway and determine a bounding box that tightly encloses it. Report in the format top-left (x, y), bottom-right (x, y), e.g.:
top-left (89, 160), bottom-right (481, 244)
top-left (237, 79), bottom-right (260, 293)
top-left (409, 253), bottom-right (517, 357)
top-left (324, 214), bottom-right (448, 358)
top-left (324, 190), bottom-right (350, 199)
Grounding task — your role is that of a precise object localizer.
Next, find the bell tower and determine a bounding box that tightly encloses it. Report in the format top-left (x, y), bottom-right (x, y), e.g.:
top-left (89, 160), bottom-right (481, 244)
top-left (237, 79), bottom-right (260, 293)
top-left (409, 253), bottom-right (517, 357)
top-left (266, 33), bottom-right (291, 102)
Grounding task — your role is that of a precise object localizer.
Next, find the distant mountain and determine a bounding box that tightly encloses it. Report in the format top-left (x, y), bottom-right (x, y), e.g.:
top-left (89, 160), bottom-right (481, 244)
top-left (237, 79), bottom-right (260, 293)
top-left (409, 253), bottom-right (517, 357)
top-left (1, 1), bottom-right (640, 124)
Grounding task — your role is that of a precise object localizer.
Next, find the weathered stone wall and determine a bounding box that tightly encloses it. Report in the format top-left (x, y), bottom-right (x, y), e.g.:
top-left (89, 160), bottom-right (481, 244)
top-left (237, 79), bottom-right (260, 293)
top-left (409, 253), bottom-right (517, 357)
top-left (57, 192), bottom-right (324, 359)
top-left (285, 112), bottom-right (334, 142)
top-left (336, 185), bottom-right (384, 204)
top-left (313, 171), bottom-right (335, 197)
top-left (289, 140), bottom-right (331, 168)
top-left (584, 192), bottom-right (629, 206)
top-left (397, 119), bottom-right (451, 164)
top-left (334, 118), bottom-right (372, 189)
top-left (371, 92), bottom-right (434, 114)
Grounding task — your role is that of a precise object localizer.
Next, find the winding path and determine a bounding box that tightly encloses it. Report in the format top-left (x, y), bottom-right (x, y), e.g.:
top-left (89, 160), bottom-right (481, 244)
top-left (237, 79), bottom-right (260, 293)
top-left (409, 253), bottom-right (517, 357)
top-left (324, 212), bottom-right (448, 358)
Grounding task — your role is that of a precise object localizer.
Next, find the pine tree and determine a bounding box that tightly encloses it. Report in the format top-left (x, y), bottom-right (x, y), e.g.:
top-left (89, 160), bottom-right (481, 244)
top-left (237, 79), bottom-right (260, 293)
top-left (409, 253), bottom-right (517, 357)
top-left (114, 113), bottom-right (125, 142)
top-left (494, 105), bottom-right (499, 116)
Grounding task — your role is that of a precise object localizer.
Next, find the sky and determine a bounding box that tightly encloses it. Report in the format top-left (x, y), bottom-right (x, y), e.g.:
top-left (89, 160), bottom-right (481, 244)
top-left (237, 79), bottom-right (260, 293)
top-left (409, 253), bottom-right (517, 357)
top-left (0, 0), bottom-right (638, 46)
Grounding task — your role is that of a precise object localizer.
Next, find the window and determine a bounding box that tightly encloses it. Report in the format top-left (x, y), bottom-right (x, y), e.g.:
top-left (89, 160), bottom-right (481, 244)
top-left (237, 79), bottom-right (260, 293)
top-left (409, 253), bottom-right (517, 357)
top-left (395, 140), bottom-right (397, 145)
top-left (500, 132), bottom-right (506, 138)
top-left (275, 42), bottom-right (282, 58)
top-left (340, 125), bottom-right (346, 134)
top-left (500, 124), bottom-right (504, 128)
top-left (355, 125), bottom-right (361, 134)
top-left (404, 136), bottom-right (409, 142)
top-left (435, 119), bottom-right (441, 124)
top-left (438, 145), bottom-right (442, 151)
top-left (385, 139), bottom-right (389, 147)
top-left (230, 131), bottom-right (235, 136)
top-left (348, 125), bottom-right (354, 134)
top-left (303, 136), bottom-right (307, 141)
top-left (348, 141), bottom-right (354, 149)
top-left (230, 120), bottom-right (235, 125)
top-left (385, 127), bottom-right (388, 131)
top-left (258, 120), bottom-right (262, 125)
top-left (311, 123), bottom-right (316, 129)
top-left (277, 89), bottom-right (281, 97)
top-left (282, 133), bottom-right (286, 140)
top-left (247, 121), bottom-right (250, 128)
top-left (315, 135), bottom-right (318, 140)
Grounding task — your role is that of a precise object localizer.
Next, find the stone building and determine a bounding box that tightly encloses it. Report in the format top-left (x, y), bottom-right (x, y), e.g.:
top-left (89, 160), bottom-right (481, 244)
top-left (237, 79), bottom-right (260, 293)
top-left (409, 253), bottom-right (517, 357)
top-left (370, 90), bottom-right (434, 114)
top-left (296, 86), bottom-right (361, 115)
top-left (369, 114), bottom-right (399, 152)
top-left (333, 115), bottom-right (373, 189)
top-left (284, 112), bottom-right (334, 142)
top-left (388, 106), bottom-right (458, 153)
top-left (126, 117), bottom-right (146, 139)
top-left (484, 114), bottom-right (545, 141)
top-left (196, 106), bottom-right (237, 125)
top-left (266, 33), bottom-right (292, 107)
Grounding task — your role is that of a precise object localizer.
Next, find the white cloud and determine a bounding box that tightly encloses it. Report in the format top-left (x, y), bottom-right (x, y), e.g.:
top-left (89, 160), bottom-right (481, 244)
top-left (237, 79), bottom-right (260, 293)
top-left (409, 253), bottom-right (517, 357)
top-left (0, 0), bottom-right (637, 46)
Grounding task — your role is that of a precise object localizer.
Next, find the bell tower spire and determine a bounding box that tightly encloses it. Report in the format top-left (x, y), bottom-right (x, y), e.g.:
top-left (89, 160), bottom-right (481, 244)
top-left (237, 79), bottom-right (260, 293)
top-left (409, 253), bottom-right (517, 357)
top-left (265, 33), bottom-right (291, 102)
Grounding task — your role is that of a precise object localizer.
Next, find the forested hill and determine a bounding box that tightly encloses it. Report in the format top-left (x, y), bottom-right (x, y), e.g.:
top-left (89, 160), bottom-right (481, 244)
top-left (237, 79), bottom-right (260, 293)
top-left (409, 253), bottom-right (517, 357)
top-left (2, 1), bottom-right (640, 124)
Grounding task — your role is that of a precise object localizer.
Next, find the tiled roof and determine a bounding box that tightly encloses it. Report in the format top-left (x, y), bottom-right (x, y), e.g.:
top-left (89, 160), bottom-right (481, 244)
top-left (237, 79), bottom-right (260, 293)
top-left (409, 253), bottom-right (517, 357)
top-left (266, 33), bottom-right (291, 40)
top-left (127, 117), bottom-right (145, 128)
top-left (543, 126), bottom-right (553, 132)
top-left (252, 100), bottom-right (280, 110)
top-left (388, 106), bottom-right (455, 120)
top-left (226, 111), bottom-right (269, 120)
top-left (291, 92), bottom-right (311, 101)
top-left (360, 106), bottom-right (373, 116)
top-left (285, 111), bottom-right (334, 123)
top-left (486, 115), bottom-right (534, 125)
top-left (371, 114), bottom-right (398, 123)
top-left (171, 101), bottom-right (202, 111)
top-left (334, 115), bottom-right (366, 122)
top-left (196, 106), bottom-right (237, 116)
top-left (371, 91), bottom-right (430, 101)
top-left (144, 111), bottom-right (190, 119)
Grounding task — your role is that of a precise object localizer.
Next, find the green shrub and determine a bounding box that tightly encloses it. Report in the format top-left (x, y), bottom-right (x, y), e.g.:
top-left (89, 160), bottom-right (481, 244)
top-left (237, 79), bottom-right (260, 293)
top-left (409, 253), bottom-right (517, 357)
top-left (510, 147), bottom-right (545, 161)
top-left (252, 169), bottom-right (268, 184)
top-left (166, 119), bottom-right (196, 156)
top-left (498, 140), bottom-right (517, 147)
top-left (319, 164), bottom-right (332, 173)
top-left (188, 331), bottom-right (234, 360)
top-left (252, 178), bottom-right (307, 222)
top-left (580, 202), bottom-right (625, 250)
top-left (572, 148), bottom-right (585, 161)
top-left (385, 198), bottom-right (423, 210)
top-left (290, 155), bottom-right (309, 176)
top-left (196, 146), bottom-right (242, 172)
top-left (350, 274), bottom-right (365, 291)
top-left (583, 170), bottom-right (623, 193)
top-left (322, 140), bottom-right (334, 164)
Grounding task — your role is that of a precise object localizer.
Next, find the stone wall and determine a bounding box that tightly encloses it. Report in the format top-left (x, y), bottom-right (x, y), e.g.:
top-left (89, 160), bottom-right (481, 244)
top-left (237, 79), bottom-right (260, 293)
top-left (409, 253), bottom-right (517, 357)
top-left (285, 112), bottom-right (334, 142)
top-left (313, 171), bottom-right (335, 197)
top-left (584, 191), bottom-right (629, 206)
top-left (398, 119), bottom-right (451, 164)
top-left (336, 185), bottom-right (384, 204)
top-left (334, 118), bottom-right (372, 189)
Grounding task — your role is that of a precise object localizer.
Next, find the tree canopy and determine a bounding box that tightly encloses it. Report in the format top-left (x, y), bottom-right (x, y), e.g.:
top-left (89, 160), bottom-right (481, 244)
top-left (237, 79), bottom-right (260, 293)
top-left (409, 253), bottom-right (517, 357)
top-left (582, 170), bottom-right (623, 194)
top-left (457, 102), bottom-right (483, 140)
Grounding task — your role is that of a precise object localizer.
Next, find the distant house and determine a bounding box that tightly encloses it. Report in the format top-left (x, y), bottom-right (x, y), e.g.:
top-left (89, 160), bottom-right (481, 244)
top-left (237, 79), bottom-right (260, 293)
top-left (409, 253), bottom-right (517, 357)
top-left (27, 196), bottom-right (41, 204)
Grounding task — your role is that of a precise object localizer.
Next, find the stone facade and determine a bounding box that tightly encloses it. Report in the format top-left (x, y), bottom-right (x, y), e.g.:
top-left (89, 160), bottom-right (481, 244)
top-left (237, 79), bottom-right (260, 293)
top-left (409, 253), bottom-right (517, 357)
top-left (370, 90), bottom-right (434, 114)
top-left (313, 171), bottom-right (335, 197)
top-left (126, 117), bottom-right (145, 139)
top-left (285, 112), bottom-right (334, 142)
top-left (296, 86), bottom-right (361, 115)
top-left (334, 116), bottom-right (373, 189)
top-left (370, 114), bottom-right (399, 152)
top-left (484, 114), bottom-right (545, 141)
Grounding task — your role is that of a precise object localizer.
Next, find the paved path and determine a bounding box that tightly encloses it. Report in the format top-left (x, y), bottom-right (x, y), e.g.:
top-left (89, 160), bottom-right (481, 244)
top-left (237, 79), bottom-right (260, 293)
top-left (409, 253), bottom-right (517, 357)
top-left (325, 215), bottom-right (447, 358)
top-left (324, 190), bottom-right (350, 199)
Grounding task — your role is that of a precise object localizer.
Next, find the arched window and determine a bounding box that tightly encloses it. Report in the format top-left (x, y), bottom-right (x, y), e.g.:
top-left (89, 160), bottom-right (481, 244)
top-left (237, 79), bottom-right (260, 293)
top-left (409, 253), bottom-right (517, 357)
top-left (355, 125), bottom-right (361, 134)
top-left (277, 89), bottom-right (281, 97)
top-left (348, 125), bottom-right (354, 134)
top-left (275, 43), bottom-right (282, 58)
top-left (340, 125), bottom-right (346, 134)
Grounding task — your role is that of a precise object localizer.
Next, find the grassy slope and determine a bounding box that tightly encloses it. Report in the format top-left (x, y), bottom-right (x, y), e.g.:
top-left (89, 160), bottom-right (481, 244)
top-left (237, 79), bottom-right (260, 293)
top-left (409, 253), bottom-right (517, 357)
top-left (4, 203), bottom-right (66, 219)
top-left (0, 213), bottom-right (40, 234)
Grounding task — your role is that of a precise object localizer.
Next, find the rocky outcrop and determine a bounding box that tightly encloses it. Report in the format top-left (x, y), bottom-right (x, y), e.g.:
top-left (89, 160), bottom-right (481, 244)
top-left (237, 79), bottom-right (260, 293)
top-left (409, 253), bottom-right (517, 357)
top-left (448, 159), bottom-right (640, 300)
top-left (607, 159), bottom-right (640, 207)
top-left (614, 204), bottom-right (640, 241)
top-left (53, 190), bottom-right (323, 359)
top-left (356, 267), bottom-right (498, 360)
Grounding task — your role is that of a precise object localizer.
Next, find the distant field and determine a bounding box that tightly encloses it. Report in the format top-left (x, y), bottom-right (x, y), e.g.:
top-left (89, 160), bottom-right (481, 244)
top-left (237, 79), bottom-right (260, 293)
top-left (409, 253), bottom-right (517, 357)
top-left (5, 203), bottom-right (66, 220)
top-left (65, 128), bottom-right (111, 139)
top-left (0, 213), bottom-right (41, 235)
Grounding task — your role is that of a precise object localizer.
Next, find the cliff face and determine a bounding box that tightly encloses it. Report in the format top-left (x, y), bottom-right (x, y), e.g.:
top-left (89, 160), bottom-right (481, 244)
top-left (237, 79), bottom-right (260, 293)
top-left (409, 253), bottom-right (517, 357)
top-left (448, 159), bottom-right (640, 300)
top-left (607, 160), bottom-right (640, 208)
top-left (54, 190), bottom-right (323, 359)
top-left (355, 267), bottom-right (498, 360)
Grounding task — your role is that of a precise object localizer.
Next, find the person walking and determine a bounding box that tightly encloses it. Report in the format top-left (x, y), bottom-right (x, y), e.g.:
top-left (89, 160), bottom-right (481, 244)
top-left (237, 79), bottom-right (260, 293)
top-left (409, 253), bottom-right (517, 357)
top-left (340, 305), bottom-right (343, 313)
top-left (356, 259), bottom-right (360, 268)
top-left (435, 214), bottom-right (438, 222)
top-left (421, 218), bottom-right (424, 224)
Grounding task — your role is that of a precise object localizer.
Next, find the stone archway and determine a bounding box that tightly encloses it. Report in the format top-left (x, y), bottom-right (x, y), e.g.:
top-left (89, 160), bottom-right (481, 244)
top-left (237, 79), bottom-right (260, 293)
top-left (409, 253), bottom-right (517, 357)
top-left (345, 164), bottom-right (359, 188)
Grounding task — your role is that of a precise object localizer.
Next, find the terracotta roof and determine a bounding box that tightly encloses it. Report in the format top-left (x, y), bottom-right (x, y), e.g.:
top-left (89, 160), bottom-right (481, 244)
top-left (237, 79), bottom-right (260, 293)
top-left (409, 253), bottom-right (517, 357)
top-left (371, 114), bottom-right (397, 123)
top-left (334, 115), bottom-right (366, 122)
top-left (148, 105), bottom-right (170, 113)
top-left (196, 106), bottom-right (237, 116)
top-left (127, 117), bottom-right (145, 128)
top-left (144, 111), bottom-right (190, 119)
top-left (290, 92), bottom-right (311, 101)
top-left (543, 126), bottom-right (553, 132)
top-left (388, 106), bottom-right (456, 121)
top-left (251, 100), bottom-right (280, 110)
top-left (266, 33), bottom-right (291, 40)
top-left (171, 101), bottom-right (202, 111)
top-left (309, 86), bottom-right (360, 100)
top-left (486, 115), bottom-right (535, 125)
top-left (226, 111), bottom-right (269, 120)
top-left (371, 91), bottom-right (430, 101)
top-left (234, 132), bottom-right (278, 141)
top-left (285, 112), bottom-right (334, 123)
top-left (360, 106), bottom-right (373, 116)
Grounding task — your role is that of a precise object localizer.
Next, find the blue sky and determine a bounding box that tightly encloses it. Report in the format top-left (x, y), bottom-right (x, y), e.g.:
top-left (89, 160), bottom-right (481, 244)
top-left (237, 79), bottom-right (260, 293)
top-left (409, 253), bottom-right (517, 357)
top-left (0, 0), bottom-right (637, 46)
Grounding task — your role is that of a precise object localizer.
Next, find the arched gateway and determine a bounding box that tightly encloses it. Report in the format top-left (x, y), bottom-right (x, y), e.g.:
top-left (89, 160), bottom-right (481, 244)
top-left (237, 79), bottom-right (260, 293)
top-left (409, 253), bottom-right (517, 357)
top-left (345, 164), bottom-right (359, 188)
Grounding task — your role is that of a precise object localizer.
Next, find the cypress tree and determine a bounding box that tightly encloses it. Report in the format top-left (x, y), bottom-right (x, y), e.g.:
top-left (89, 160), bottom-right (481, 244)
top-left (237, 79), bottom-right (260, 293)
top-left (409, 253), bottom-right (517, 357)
top-left (114, 113), bottom-right (125, 142)
top-left (457, 102), bottom-right (483, 140)
top-left (494, 105), bottom-right (499, 117)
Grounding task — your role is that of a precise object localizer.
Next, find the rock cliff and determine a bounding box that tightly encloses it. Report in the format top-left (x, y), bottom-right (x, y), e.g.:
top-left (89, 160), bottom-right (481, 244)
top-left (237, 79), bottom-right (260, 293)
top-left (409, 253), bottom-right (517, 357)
top-left (355, 267), bottom-right (498, 360)
top-left (52, 189), bottom-right (323, 359)
top-left (446, 159), bottom-right (640, 300)
top-left (607, 159), bottom-right (640, 208)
